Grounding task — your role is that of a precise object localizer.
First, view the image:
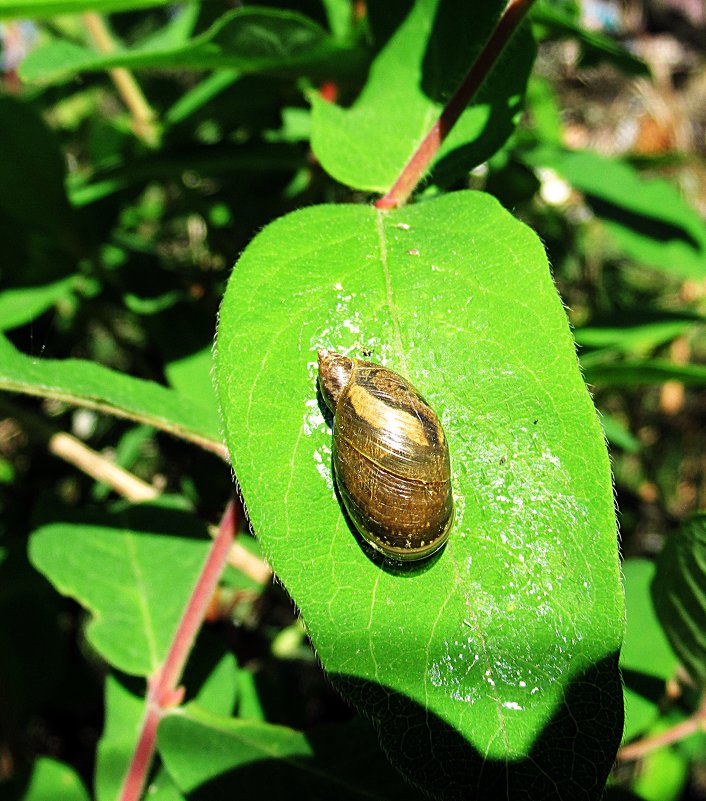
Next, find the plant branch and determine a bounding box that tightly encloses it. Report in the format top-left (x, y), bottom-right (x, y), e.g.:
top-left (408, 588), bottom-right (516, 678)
top-left (1, 397), bottom-right (269, 583)
top-left (0, 397), bottom-right (158, 502)
top-left (118, 501), bottom-right (238, 801)
top-left (618, 712), bottom-right (706, 762)
top-left (82, 12), bottom-right (160, 146)
top-left (375, 0), bottom-right (537, 210)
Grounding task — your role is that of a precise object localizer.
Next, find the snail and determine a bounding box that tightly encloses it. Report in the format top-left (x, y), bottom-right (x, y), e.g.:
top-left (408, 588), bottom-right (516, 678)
top-left (318, 349), bottom-right (453, 562)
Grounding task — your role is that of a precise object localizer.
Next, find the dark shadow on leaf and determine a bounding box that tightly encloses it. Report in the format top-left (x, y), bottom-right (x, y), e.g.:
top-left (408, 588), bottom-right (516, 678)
top-left (366, 0), bottom-right (416, 54)
top-left (32, 499), bottom-right (211, 543)
top-left (174, 653), bottom-right (623, 801)
top-left (619, 668), bottom-right (667, 706)
top-left (420, 0), bottom-right (502, 104)
top-left (420, 3), bottom-right (536, 186)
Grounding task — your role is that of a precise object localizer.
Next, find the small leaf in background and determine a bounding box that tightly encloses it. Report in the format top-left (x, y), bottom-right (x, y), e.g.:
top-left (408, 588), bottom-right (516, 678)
top-left (621, 559), bottom-right (677, 742)
top-left (19, 8), bottom-right (363, 84)
top-left (583, 360), bottom-right (706, 388)
top-left (0, 275), bottom-right (79, 332)
top-left (29, 504), bottom-right (211, 675)
top-left (630, 715), bottom-right (689, 801)
top-left (14, 757), bottom-right (90, 801)
top-left (310, 0), bottom-right (535, 192)
top-left (0, 334), bottom-right (223, 452)
top-left (94, 673), bottom-right (145, 801)
top-left (215, 191), bottom-right (624, 798)
top-left (575, 312), bottom-right (700, 357)
top-left (91, 425), bottom-right (156, 502)
top-left (158, 705), bottom-right (428, 800)
top-left (600, 413), bottom-right (640, 455)
top-left (96, 648), bottom-right (237, 801)
top-left (652, 514), bottom-right (706, 686)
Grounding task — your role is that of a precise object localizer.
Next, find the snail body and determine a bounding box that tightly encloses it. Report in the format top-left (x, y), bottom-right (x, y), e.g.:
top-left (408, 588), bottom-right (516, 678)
top-left (318, 350), bottom-right (453, 562)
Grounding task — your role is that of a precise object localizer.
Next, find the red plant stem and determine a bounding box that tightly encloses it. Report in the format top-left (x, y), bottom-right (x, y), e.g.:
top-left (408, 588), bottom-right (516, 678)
top-left (117, 501), bottom-right (238, 801)
top-left (375, 0), bottom-right (537, 210)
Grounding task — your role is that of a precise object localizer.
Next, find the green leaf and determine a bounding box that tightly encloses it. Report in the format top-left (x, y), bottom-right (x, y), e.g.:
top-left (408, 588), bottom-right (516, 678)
top-left (630, 717), bottom-right (689, 801)
top-left (17, 757), bottom-right (90, 801)
top-left (96, 653), bottom-right (237, 801)
top-left (164, 345), bottom-right (215, 407)
top-left (583, 359), bottom-right (706, 387)
top-left (164, 69), bottom-right (241, 128)
top-left (652, 514), bottom-right (706, 685)
top-left (95, 673), bottom-right (145, 801)
top-left (20, 8), bottom-right (363, 84)
top-left (0, 334), bottom-right (223, 454)
top-left (621, 559), bottom-right (677, 741)
top-left (525, 148), bottom-right (706, 278)
top-left (0, 276), bottom-right (79, 332)
top-left (158, 705), bottom-right (427, 800)
top-left (600, 413), bottom-right (640, 454)
top-left (623, 560), bottom-right (675, 682)
top-left (0, 0), bottom-right (173, 20)
top-left (310, 0), bottom-right (535, 193)
top-left (214, 191), bottom-right (624, 798)
top-left (29, 505), bottom-right (211, 675)
top-left (575, 314), bottom-right (699, 356)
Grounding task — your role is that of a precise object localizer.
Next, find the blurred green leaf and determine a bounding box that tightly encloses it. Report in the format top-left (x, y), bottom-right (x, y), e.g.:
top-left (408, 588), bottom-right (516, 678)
top-left (164, 346), bottom-right (214, 407)
top-left (164, 69), bottom-right (240, 128)
top-left (92, 425), bottom-right (156, 502)
top-left (600, 414), bottom-right (640, 454)
top-left (20, 8), bottom-right (364, 84)
top-left (575, 314), bottom-right (699, 356)
top-left (96, 652), bottom-right (237, 801)
top-left (525, 148), bottom-right (706, 278)
top-left (94, 673), bottom-right (145, 801)
top-left (0, 334), bottom-right (223, 453)
top-left (235, 668), bottom-right (266, 721)
top-left (584, 360), bottom-right (706, 387)
top-left (67, 143), bottom-right (302, 207)
top-left (524, 76), bottom-right (563, 144)
top-left (0, 0), bottom-right (171, 18)
top-left (621, 559), bottom-right (677, 741)
top-left (652, 514), bottom-right (706, 685)
top-left (310, 0), bottom-right (535, 192)
top-left (29, 505), bottom-right (211, 675)
top-left (0, 276), bottom-right (79, 332)
top-left (17, 757), bottom-right (90, 801)
top-left (631, 716), bottom-right (689, 801)
top-left (158, 705), bottom-right (427, 800)
top-left (322, 0), bottom-right (356, 38)
top-left (215, 192), bottom-right (623, 798)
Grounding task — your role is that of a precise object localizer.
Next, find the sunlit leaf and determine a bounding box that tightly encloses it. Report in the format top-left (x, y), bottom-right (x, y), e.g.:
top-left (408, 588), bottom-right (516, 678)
top-left (29, 505), bottom-right (211, 675)
top-left (310, 0), bottom-right (535, 192)
top-left (215, 191), bottom-right (624, 798)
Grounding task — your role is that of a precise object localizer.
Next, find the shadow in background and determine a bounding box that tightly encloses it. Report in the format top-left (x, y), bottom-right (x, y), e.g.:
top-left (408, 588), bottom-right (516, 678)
top-left (588, 196), bottom-right (703, 253)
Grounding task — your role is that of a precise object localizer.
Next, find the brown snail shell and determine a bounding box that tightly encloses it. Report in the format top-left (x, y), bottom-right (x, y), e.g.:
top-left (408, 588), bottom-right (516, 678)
top-left (318, 349), bottom-right (453, 562)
